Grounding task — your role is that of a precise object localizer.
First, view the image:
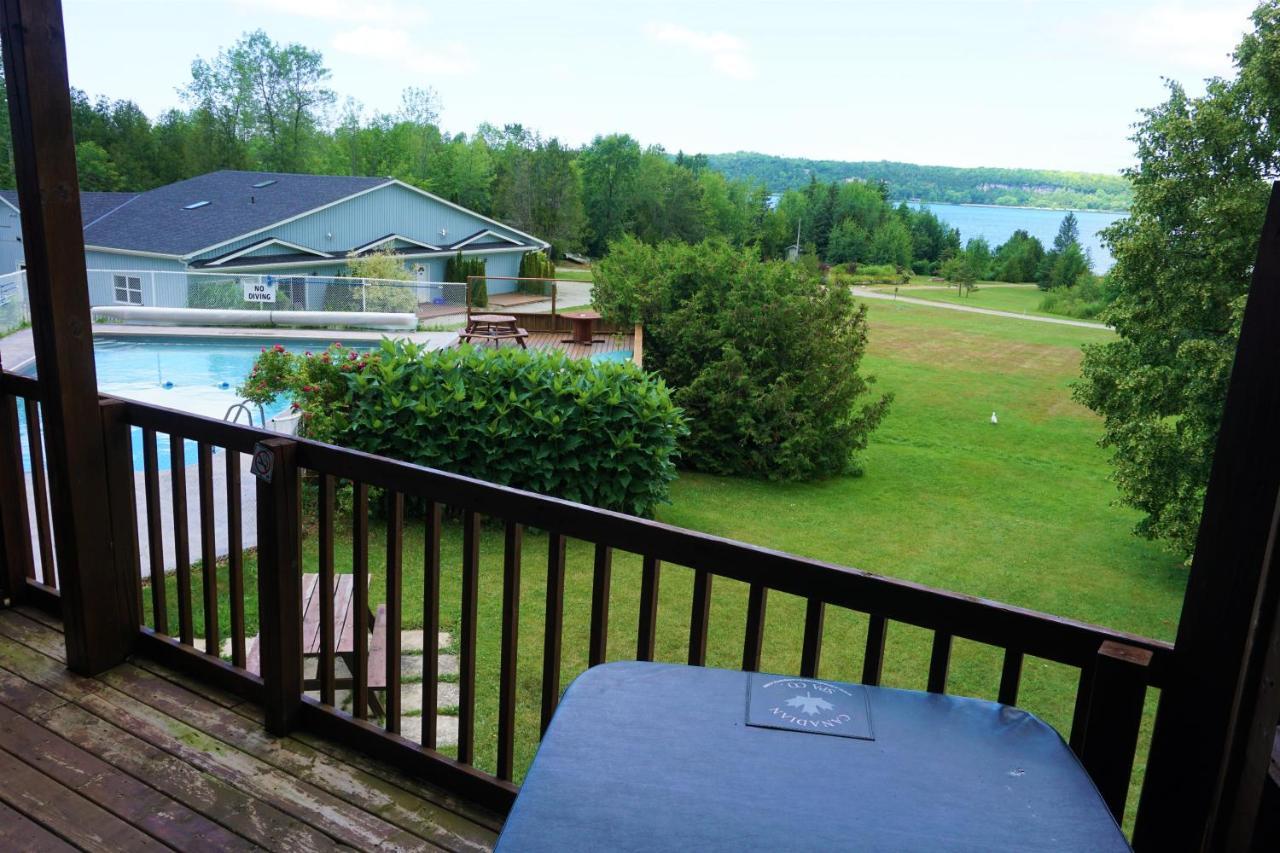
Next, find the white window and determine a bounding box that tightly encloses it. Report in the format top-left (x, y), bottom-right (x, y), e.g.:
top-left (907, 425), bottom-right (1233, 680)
top-left (113, 274), bottom-right (142, 305)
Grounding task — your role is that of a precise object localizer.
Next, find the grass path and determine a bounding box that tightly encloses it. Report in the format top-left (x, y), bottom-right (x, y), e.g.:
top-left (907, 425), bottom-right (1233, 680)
top-left (146, 299), bottom-right (1180, 833)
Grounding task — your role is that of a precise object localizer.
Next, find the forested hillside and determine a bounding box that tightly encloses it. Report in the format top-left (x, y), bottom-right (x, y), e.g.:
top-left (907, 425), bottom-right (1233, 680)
top-left (705, 152), bottom-right (1132, 210)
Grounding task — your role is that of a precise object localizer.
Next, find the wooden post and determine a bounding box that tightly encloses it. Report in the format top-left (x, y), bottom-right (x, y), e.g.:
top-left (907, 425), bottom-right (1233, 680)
top-left (1133, 183), bottom-right (1280, 850)
top-left (0, 0), bottom-right (136, 672)
top-left (99, 400), bottom-right (141, 631)
top-left (1079, 641), bottom-right (1152, 822)
top-left (254, 438), bottom-right (302, 735)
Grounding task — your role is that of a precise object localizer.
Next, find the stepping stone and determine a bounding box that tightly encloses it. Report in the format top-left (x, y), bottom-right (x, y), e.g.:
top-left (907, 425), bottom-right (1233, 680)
top-left (400, 681), bottom-right (460, 714)
top-left (400, 651), bottom-right (459, 679)
top-left (401, 630), bottom-right (451, 652)
top-left (399, 714), bottom-right (459, 748)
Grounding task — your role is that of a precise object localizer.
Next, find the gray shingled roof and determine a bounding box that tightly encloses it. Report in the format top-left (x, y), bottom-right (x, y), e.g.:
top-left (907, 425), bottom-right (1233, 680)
top-left (2, 171), bottom-right (546, 259)
top-left (0, 189), bottom-right (139, 229)
top-left (80, 171), bottom-right (389, 256)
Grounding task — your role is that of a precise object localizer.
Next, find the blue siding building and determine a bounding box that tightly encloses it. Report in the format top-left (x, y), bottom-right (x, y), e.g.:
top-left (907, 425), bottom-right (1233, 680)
top-left (0, 171), bottom-right (547, 309)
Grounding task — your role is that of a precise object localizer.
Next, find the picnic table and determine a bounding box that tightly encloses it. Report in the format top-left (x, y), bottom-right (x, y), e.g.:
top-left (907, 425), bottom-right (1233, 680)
top-left (461, 313), bottom-right (528, 348)
top-left (496, 662), bottom-right (1130, 851)
top-left (246, 573), bottom-right (388, 717)
top-left (560, 310), bottom-right (604, 346)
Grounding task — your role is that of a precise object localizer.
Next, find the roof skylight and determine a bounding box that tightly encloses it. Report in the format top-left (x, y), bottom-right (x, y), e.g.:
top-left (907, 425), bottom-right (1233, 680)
top-left (251, 180), bottom-right (277, 188)
top-left (183, 200), bottom-right (211, 210)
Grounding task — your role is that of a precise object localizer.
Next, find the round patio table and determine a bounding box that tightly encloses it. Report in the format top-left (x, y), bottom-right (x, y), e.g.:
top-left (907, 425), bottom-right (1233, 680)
top-left (468, 313), bottom-right (517, 331)
top-left (495, 662), bottom-right (1129, 852)
top-left (561, 310), bottom-right (603, 345)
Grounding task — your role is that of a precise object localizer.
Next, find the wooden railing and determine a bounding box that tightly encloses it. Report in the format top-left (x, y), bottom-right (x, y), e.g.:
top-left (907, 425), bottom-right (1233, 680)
top-left (0, 368), bottom-right (1175, 822)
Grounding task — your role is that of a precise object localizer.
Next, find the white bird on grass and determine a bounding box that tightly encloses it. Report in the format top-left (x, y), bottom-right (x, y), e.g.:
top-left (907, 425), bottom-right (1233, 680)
top-left (991, 411), bottom-right (999, 425)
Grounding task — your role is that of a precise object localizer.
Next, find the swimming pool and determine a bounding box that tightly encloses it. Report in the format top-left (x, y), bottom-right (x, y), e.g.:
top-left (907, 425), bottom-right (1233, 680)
top-left (18, 334), bottom-right (368, 471)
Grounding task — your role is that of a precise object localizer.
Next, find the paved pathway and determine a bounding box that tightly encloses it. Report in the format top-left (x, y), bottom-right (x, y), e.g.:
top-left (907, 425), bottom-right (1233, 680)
top-left (850, 286), bottom-right (1112, 330)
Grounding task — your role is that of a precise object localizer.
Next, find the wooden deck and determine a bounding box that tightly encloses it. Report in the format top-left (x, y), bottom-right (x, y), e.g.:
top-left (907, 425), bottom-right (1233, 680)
top-left (522, 331), bottom-right (635, 362)
top-left (0, 607), bottom-right (500, 852)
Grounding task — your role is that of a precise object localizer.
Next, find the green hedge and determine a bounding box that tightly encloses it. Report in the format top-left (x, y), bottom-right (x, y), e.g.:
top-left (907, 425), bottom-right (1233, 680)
top-left (242, 340), bottom-right (687, 517)
top-left (447, 252), bottom-right (487, 307)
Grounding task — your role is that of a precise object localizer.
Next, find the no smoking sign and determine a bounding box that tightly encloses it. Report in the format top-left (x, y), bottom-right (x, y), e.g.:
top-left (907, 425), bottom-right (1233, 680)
top-left (251, 443), bottom-right (274, 483)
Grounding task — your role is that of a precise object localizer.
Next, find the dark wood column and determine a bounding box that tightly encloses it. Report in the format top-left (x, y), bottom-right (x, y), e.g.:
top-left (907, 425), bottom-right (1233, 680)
top-left (1133, 184), bottom-right (1280, 850)
top-left (0, 0), bottom-right (136, 671)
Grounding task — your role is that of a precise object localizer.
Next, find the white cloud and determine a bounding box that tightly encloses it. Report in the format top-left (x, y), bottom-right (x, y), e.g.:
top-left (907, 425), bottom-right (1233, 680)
top-left (233, 0), bottom-right (426, 24)
top-left (1091, 3), bottom-right (1255, 77)
top-left (331, 26), bottom-right (475, 76)
top-left (645, 22), bottom-right (757, 81)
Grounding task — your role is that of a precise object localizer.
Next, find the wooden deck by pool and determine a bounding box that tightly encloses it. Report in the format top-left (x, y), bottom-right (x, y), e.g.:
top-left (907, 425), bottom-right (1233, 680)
top-left (0, 607), bottom-right (500, 852)
top-left (524, 330), bottom-right (634, 362)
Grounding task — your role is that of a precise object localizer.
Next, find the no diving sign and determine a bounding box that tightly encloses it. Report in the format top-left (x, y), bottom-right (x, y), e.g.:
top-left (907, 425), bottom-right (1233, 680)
top-left (244, 280), bottom-right (277, 303)
top-left (251, 443), bottom-right (274, 483)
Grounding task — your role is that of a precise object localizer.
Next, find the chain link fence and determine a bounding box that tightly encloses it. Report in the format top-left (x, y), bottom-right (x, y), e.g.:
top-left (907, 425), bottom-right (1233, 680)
top-left (84, 269), bottom-right (469, 319)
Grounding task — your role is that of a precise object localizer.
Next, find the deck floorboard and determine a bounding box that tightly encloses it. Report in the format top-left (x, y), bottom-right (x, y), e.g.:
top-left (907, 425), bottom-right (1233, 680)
top-left (0, 608), bottom-right (498, 852)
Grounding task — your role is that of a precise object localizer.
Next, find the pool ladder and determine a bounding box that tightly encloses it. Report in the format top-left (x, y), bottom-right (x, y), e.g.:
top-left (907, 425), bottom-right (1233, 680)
top-left (223, 400), bottom-right (267, 429)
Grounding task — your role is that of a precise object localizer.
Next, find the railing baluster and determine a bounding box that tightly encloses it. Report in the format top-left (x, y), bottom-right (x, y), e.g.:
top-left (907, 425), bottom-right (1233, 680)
top-left (862, 614), bottom-right (888, 686)
top-left (317, 474), bottom-right (335, 705)
top-left (422, 502), bottom-right (441, 750)
top-left (497, 520), bottom-right (523, 779)
top-left (226, 450), bottom-right (245, 669)
top-left (458, 510), bottom-right (480, 763)
top-left (541, 532), bottom-right (566, 734)
top-left (588, 544), bottom-right (612, 667)
top-left (800, 599), bottom-right (825, 677)
top-left (637, 556), bottom-right (661, 661)
top-left (141, 428), bottom-right (166, 634)
top-left (0, 383), bottom-right (34, 602)
top-left (1079, 641), bottom-right (1153, 821)
top-left (927, 631), bottom-right (952, 694)
top-left (352, 482), bottom-right (369, 721)
top-left (384, 491), bottom-right (403, 735)
top-left (22, 399), bottom-right (53, 585)
top-left (170, 434), bottom-right (193, 646)
top-left (1069, 662), bottom-right (1097, 754)
top-left (998, 648), bottom-right (1023, 706)
top-left (742, 583), bottom-right (768, 672)
top-left (197, 443), bottom-right (218, 656)
top-left (0, 384), bottom-right (34, 599)
top-left (688, 569), bottom-right (712, 666)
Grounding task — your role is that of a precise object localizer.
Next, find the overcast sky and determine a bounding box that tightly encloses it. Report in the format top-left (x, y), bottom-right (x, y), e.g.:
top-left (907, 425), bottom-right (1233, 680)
top-left (61, 0), bottom-right (1259, 175)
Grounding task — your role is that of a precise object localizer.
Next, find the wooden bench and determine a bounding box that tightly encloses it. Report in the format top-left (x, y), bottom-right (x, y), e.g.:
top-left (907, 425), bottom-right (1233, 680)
top-left (246, 573), bottom-right (388, 717)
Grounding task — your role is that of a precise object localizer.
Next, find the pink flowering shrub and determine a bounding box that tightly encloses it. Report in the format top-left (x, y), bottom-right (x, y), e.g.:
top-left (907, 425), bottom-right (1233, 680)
top-left (237, 342), bottom-right (370, 441)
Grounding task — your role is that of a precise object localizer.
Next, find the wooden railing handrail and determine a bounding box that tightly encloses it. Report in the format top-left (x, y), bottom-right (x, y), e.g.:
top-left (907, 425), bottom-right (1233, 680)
top-left (0, 369), bottom-right (1177, 677)
top-left (6, 380), bottom-right (1167, 679)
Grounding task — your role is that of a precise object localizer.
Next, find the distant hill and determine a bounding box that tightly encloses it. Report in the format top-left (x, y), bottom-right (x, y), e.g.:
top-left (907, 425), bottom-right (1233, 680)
top-left (704, 152), bottom-right (1132, 211)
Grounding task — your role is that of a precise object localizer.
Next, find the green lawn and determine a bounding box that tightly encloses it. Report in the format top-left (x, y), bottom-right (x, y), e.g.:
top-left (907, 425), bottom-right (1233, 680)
top-left (552, 267), bottom-right (594, 283)
top-left (146, 299), bottom-right (1182, 831)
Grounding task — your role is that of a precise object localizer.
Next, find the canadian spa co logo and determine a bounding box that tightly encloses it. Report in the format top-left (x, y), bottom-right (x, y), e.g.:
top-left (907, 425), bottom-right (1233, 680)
top-left (745, 675), bottom-right (875, 741)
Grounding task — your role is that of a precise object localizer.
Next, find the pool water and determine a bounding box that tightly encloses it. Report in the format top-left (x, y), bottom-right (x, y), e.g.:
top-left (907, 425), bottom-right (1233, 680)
top-left (18, 335), bottom-right (365, 471)
top-left (589, 349), bottom-right (634, 364)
